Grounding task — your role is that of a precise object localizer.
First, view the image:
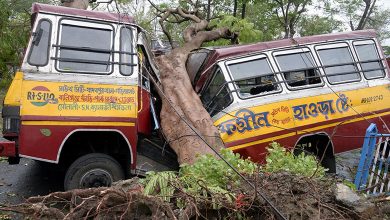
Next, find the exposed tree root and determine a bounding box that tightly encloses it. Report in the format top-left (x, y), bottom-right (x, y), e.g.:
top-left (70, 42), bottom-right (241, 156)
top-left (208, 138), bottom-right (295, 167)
top-left (1, 174), bottom-right (386, 219)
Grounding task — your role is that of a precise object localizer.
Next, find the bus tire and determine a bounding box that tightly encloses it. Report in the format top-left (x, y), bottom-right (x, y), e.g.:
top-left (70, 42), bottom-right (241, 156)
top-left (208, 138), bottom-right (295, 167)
top-left (321, 156), bottom-right (336, 173)
top-left (64, 153), bottom-right (125, 191)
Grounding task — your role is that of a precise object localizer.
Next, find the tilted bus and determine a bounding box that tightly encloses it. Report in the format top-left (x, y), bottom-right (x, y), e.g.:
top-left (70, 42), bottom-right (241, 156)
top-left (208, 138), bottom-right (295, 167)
top-left (188, 30), bottom-right (390, 172)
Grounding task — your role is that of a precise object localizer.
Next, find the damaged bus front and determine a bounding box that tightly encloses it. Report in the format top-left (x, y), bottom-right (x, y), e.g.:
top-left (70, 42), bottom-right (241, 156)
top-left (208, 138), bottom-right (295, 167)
top-left (0, 3), bottom-right (178, 190)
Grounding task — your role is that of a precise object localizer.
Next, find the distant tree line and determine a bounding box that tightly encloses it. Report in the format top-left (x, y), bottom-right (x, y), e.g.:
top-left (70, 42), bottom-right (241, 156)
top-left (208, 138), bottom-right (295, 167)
top-left (0, 0), bottom-right (389, 89)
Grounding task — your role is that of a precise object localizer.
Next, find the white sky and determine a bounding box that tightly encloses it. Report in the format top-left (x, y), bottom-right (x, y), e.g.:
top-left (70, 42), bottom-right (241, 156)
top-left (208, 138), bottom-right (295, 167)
top-left (379, 0), bottom-right (390, 45)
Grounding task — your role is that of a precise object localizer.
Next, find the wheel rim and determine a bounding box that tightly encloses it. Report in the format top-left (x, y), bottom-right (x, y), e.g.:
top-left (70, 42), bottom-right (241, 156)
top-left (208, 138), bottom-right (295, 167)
top-left (79, 169), bottom-right (113, 188)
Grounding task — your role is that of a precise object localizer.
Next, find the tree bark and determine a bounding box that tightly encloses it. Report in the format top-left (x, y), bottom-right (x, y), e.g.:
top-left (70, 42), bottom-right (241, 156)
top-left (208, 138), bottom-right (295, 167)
top-left (155, 14), bottom-right (235, 164)
top-left (233, 0), bottom-right (238, 17)
top-left (61, 0), bottom-right (89, 10)
top-left (356, 0), bottom-right (377, 30)
top-left (207, 0), bottom-right (211, 21)
top-left (241, 2), bottom-right (246, 19)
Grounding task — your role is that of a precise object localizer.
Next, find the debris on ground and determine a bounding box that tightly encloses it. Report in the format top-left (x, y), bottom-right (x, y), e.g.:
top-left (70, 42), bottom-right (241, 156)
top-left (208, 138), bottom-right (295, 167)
top-left (0, 173), bottom-right (387, 219)
top-left (0, 147), bottom-right (387, 219)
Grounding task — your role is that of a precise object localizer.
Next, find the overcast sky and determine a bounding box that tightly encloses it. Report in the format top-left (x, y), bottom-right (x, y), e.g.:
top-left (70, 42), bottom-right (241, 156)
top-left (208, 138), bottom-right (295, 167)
top-left (379, 0), bottom-right (390, 45)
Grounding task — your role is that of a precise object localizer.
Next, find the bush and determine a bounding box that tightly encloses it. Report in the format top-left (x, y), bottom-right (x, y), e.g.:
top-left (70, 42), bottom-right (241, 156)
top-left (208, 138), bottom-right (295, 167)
top-left (141, 143), bottom-right (327, 205)
top-left (264, 142), bottom-right (327, 178)
top-left (141, 149), bottom-right (258, 205)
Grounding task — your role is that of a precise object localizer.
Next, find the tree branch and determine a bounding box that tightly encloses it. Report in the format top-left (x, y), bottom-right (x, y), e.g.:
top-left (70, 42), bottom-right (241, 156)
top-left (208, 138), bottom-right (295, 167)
top-left (147, 0), bottom-right (165, 13)
top-left (361, 0), bottom-right (377, 29)
top-left (177, 8), bottom-right (201, 23)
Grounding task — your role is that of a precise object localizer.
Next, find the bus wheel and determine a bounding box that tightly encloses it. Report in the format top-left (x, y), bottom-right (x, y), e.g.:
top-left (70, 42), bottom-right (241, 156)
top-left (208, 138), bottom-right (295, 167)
top-left (321, 156), bottom-right (336, 173)
top-left (64, 153), bottom-right (125, 190)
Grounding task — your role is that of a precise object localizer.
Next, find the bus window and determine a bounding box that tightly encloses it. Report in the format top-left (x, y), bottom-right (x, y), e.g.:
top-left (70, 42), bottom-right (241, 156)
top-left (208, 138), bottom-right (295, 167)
top-left (201, 68), bottom-right (232, 116)
top-left (354, 41), bottom-right (385, 79)
top-left (56, 20), bottom-right (114, 74)
top-left (274, 51), bottom-right (321, 88)
top-left (227, 57), bottom-right (279, 97)
top-left (120, 27), bottom-right (135, 76)
top-left (28, 19), bottom-right (51, 66)
top-left (316, 45), bottom-right (360, 84)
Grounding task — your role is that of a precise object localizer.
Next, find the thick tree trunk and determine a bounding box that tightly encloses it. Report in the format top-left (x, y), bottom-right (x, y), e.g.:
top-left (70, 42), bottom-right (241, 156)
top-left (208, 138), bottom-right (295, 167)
top-left (156, 19), bottom-right (235, 164)
top-left (157, 55), bottom-right (224, 164)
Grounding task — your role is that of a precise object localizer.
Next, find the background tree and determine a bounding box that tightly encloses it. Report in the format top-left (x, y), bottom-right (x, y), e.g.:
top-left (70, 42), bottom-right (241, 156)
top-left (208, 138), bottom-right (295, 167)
top-left (271, 0), bottom-right (312, 38)
top-left (0, 0), bottom-right (51, 90)
top-left (323, 0), bottom-right (390, 42)
top-left (147, 0), bottom-right (263, 46)
top-left (363, 8), bottom-right (390, 42)
top-left (297, 15), bottom-right (343, 36)
top-left (245, 0), bottom-right (283, 40)
top-left (325, 0), bottom-right (377, 31)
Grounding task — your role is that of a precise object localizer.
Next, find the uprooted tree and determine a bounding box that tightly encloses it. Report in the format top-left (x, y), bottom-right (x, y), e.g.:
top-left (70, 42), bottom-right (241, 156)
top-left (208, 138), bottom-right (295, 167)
top-left (148, 3), bottom-right (238, 164)
top-left (61, 0), bottom-right (237, 164)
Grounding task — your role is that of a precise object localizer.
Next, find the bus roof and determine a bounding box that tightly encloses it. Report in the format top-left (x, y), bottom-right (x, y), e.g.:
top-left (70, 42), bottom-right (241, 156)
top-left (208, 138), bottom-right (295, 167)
top-left (32, 3), bottom-right (135, 25)
top-left (207, 29), bottom-right (376, 65)
top-left (194, 29), bottom-right (378, 92)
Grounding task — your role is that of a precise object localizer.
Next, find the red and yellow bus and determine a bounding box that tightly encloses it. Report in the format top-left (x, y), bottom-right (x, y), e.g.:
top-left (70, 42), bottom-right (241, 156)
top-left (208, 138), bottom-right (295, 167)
top-left (0, 3), bottom-right (178, 190)
top-left (189, 30), bottom-right (390, 172)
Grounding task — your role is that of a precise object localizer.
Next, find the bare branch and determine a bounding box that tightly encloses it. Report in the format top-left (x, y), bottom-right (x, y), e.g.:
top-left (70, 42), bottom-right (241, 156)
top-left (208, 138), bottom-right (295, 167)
top-left (147, 0), bottom-right (165, 13)
top-left (361, 0), bottom-right (377, 29)
top-left (159, 15), bottom-right (175, 48)
top-left (177, 8), bottom-right (201, 23)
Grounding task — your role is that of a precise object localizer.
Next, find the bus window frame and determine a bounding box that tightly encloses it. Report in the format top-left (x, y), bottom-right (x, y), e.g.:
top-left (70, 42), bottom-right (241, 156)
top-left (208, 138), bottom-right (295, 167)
top-left (314, 42), bottom-right (362, 85)
top-left (54, 18), bottom-right (115, 75)
top-left (119, 26), bottom-right (137, 76)
top-left (224, 53), bottom-right (282, 100)
top-left (199, 66), bottom-right (234, 116)
top-left (272, 47), bottom-right (324, 91)
top-left (27, 18), bottom-right (52, 67)
top-left (352, 39), bottom-right (386, 80)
